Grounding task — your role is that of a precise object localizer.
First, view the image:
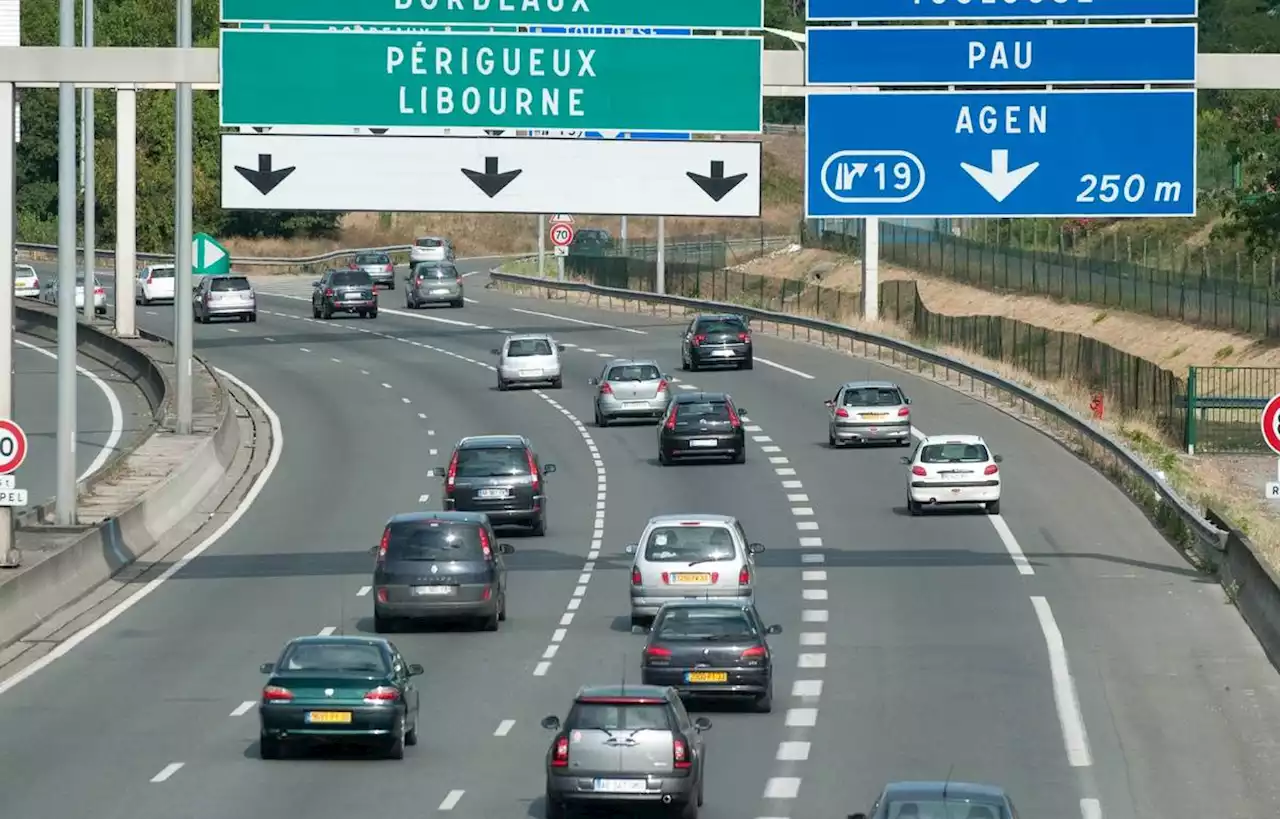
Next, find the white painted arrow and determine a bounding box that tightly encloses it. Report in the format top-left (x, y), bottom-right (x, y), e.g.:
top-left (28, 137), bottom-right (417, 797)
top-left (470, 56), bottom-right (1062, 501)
top-left (960, 149), bottom-right (1039, 203)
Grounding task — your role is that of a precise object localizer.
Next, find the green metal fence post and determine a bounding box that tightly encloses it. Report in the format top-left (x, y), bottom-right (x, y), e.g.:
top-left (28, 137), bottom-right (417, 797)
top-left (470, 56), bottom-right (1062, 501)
top-left (1185, 366), bottom-right (1198, 455)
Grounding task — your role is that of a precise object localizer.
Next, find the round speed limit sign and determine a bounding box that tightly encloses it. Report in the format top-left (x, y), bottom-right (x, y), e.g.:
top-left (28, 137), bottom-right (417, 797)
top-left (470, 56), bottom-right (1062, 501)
top-left (549, 222), bottom-right (575, 248)
top-left (0, 419), bottom-right (28, 475)
top-left (1262, 393), bottom-right (1280, 455)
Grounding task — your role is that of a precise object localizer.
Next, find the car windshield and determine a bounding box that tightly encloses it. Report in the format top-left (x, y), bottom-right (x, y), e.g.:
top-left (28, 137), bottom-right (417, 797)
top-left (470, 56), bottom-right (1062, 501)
top-left (506, 339), bottom-right (553, 357)
top-left (655, 608), bottom-right (757, 641)
top-left (455, 446), bottom-right (529, 478)
top-left (385, 521), bottom-right (484, 561)
top-left (148, 267), bottom-right (175, 279)
top-left (607, 364), bottom-right (661, 382)
top-left (331, 271), bottom-right (371, 287)
top-left (674, 400), bottom-right (731, 425)
top-left (356, 253), bottom-right (390, 265)
top-left (278, 642), bottom-right (388, 674)
top-left (919, 443), bottom-right (990, 464)
top-left (416, 265), bottom-right (459, 280)
top-left (416, 238), bottom-right (445, 248)
top-left (644, 525), bottom-right (737, 563)
top-left (884, 800), bottom-right (1010, 819)
top-left (843, 387), bottom-right (903, 406)
top-left (210, 277), bottom-right (251, 292)
top-left (577, 229), bottom-right (610, 242)
top-left (697, 318), bottom-right (746, 335)
top-left (568, 702), bottom-right (671, 731)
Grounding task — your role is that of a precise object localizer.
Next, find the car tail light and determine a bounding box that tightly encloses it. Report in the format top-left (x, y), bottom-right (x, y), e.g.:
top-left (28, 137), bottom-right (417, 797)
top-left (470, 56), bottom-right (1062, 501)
top-left (94, 286), bottom-right (105, 296)
top-left (478, 526), bottom-right (493, 559)
top-left (376, 587), bottom-right (388, 603)
top-left (445, 451), bottom-right (459, 492)
top-left (898, 406), bottom-right (910, 417)
top-left (385, 264), bottom-right (394, 272)
top-left (709, 572), bottom-right (720, 583)
top-left (740, 645), bottom-right (767, 660)
top-left (599, 381), bottom-right (613, 395)
top-left (482, 586), bottom-right (492, 601)
top-left (376, 528), bottom-right (390, 562)
top-left (835, 407), bottom-right (850, 418)
top-left (552, 736), bottom-right (570, 767)
top-left (656, 379), bottom-right (668, 393)
top-left (739, 566), bottom-right (750, 585)
top-left (631, 567), bottom-right (642, 586)
top-left (984, 464), bottom-right (999, 475)
top-left (911, 466), bottom-right (927, 477)
top-left (665, 406), bottom-right (678, 430)
top-left (692, 334), bottom-right (706, 346)
top-left (673, 737), bottom-right (691, 769)
top-left (145, 273), bottom-right (153, 284)
top-left (526, 449), bottom-right (540, 491)
top-left (645, 645), bottom-right (672, 659)
top-left (324, 287), bottom-right (334, 297)
top-left (726, 403), bottom-right (741, 428)
top-left (262, 685), bottom-right (293, 702)
top-left (660, 571), bottom-right (670, 584)
top-left (738, 332), bottom-right (750, 343)
top-left (363, 686), bottom-right (399, 703)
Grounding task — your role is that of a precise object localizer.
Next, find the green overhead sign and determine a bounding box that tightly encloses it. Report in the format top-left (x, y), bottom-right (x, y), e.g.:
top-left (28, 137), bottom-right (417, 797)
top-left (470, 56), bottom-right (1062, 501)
top-left (220, 0), bottom-right (764, 30)
top-left (218, 30), bottom-right (763, 133)
top-left (193, 233), bottom-right (230, 275)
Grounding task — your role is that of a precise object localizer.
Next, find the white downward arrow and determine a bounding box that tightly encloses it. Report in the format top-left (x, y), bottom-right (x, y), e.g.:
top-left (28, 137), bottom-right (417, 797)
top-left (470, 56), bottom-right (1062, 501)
top-left (960, 149), bottom-right (1039, 203)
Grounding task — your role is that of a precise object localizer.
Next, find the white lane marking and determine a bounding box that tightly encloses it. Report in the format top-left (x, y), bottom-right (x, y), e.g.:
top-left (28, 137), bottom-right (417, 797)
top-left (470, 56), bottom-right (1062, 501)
top-left (802, 570), bottom-right (827, 582)
top-left (802, 609), bottom-right (829, 622)
top-left (299, 347), bottom-right (311, 352)
top-left (402, 397), bottom-right (411, 404)
top-left (790, 507), bottom-right (814, 516)
top-left (1080, 798), bottom-right (1102, 819)
top-left (796, 521), bottom-right (819, 530)
top-left (787, 494), bottom-right (809, 503)
top-left (781, 480), bottom-right (803, 489)
top-left (744, 424), bottom-right (763, 432)
top-left (230, 700), bottom-right (255, 717)
top-left (677, 383), bottom-right (696, 390)
top-left (16, 338), bottom-right (124, 482)
top-left (318, 626), bottom-right (337, 636)
top-left (542, 645), bottom-right (559, 659)
top-left (785, 707), bottom-right (819, 727)
top-left (533, 661), bottom-right (551, 676)
top-left (150, 763), bottom-right (184, 783)
top-left (596, 352), bottom-right (612, 358)
top-left (753, 435), bottom-right (773, 442)
top-left (1030, 596), bottom-right (1093, 767)
top-left (381, 382), bottom-right (393, 389)
top-left (798, 653), bottom-right (827, 668)
top-left (357, 586), bottom-right (371, 597)
top-left (145, 309), bottom-right (158, 315)
top-left (226, 327), bottom-right (239, 333)
top-left (508, 306), bottom-right (648, 335)
top-left (418, 494), bottom-right (430, 503)
top-left (464, 297), bottom-right (479, 304)
top-left (418, 412), bottom-right (428, 419)
top-left (330, 357), bottom-right (341, 363)
top-left (990, 514), bottom-right (1035, 575)
top-left (755, 357), bottom-right (814, 379)
top-left (438, 790), bottom-right (465, 811)
top-left (799, 632), bottom-right (826, 646)
top-left (429, 448), bottom-right (438, 456)
top-left (761, 445), bottom-right (782, 453)
top-left (427, 430), bottom-right (435, 436)
top-left (579, 347), bottom-right (597, 353)
top-left (769, 456), bottom-right (789, 464)
top-left (0, 367), bottom-right (283, 696)
top-left (800, 548), bottom-right (823, 558)
top-left (801, 589), bottom-right (827, 601)
top-left (360, 369), bottom-right (370, 375)
top-left (777, 741), bottom-right (811, 761)
top-left (763, 777), bottom-right (802, 799)
top-left (494, 719), bottom-right (516, 737)
top-left (775, 467), bottom-right (797, 476)
top-left (792, 680), bottom-right (823, 697)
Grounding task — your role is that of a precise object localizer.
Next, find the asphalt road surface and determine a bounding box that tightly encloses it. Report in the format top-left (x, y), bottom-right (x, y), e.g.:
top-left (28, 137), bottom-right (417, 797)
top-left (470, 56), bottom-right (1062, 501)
top-left (0, 259), bottom-right (1278, 819)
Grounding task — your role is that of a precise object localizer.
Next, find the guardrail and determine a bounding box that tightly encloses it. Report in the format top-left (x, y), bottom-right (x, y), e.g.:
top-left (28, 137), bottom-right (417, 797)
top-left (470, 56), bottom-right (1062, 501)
top-left (487, 269), bottom-right (1227, 565)
top-left (15, 241), bottom-right (417, 271)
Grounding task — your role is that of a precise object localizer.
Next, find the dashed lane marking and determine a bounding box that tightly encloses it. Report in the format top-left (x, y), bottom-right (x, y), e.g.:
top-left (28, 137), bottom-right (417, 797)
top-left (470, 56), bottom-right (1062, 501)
top-left (438, 790), bottom-right (465, 811)
top-left (494, 719), bottom-right (516, 737)
top-left (150, 763), bottom-right (184, 783)
top-left (229, 701), bottom-right (255, 717)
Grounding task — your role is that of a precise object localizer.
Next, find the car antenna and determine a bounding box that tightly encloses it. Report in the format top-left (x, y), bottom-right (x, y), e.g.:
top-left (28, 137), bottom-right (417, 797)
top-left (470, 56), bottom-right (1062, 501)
top-left (942, 763), bottom-right (954, 801)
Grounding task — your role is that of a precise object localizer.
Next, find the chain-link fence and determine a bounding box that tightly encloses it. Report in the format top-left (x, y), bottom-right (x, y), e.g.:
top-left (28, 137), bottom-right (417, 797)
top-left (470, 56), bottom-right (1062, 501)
top-left (1184, 366), bottom-right (1280, 453)
top-left (557, 230), bottom-right (795, 290)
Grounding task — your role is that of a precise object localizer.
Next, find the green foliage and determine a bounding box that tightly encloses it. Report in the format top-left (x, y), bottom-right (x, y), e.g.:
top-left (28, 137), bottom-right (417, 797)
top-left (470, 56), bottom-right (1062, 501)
top-left (15, 0), bottom-right (341, 253)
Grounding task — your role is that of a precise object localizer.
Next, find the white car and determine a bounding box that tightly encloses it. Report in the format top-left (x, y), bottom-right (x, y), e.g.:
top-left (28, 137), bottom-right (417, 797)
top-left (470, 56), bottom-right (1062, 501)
top-left (903, 434), bottom-right (1002, 515)
top-left (13, 264), bottom-right (39, 298)
top-left (40, 274), bottom-right (108, 315)
top-left (135, 264), bottom-right (176, 304)
top-left (408, 236), bottom-right (455, 264)
top-left (493, 333), bottom-right (564, 390)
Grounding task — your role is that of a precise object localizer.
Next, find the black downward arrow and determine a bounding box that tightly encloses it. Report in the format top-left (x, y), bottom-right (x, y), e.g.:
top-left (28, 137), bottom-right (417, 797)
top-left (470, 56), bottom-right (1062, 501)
top-left (369, 128), bottom-right (389, 135)
top-left (461, 156), bottom-right (522, 198)
top-left (234, 154), bottom-right (296, 196)
top-left (686, 160), bottom-right (748, 202)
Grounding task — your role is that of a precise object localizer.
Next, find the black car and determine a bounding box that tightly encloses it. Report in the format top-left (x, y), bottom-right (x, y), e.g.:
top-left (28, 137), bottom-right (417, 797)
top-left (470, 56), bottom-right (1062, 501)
top-left (849, 780), bottom-right (1019, 819)
top-left (680, 314), bottom-right (753, 371)
top-left (568, 227), bottom-right (614, 255)
top-left (439, 435), bottom-right (556, 535)
top-left (312, 268), bottom-right (378, 319)
top-left (641, 600), bottom-right (781, 713)
top-left (657, 392), bottom-right (748, 465)
top-left (372, 512), bottom-right (515, 633)
top-left (257, 635), bottom-right (422, 760)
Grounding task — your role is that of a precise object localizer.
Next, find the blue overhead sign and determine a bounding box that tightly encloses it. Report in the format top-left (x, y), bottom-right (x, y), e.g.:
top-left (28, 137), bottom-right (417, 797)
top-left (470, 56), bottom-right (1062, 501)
top-left (807, 0), bottom-right (1198, 22)
top-left (804, 91), bottom-right (1196, 219)
top-left (806, 24), bottom-right (1197, 86)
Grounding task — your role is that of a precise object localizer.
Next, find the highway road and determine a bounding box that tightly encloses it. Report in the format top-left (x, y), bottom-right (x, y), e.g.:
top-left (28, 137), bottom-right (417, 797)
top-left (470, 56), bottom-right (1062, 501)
top-left (0, 259), bottom-right (1277, 819)
top-left (11, 329), bottom-right (151, 510)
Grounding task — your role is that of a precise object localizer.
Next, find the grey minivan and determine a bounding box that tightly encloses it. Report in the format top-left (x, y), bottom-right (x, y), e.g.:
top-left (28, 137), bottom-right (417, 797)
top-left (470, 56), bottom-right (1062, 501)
top-left (404, 262), bottom-right (464, 309)
top-left (439, 435), bottom-right (556, 535)
top-left (372, 512), bottom-right (514, 633)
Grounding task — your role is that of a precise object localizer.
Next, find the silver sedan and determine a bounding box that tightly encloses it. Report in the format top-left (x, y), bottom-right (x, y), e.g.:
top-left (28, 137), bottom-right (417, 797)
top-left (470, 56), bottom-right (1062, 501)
top-left (589, 359), bottom-right (672, 426)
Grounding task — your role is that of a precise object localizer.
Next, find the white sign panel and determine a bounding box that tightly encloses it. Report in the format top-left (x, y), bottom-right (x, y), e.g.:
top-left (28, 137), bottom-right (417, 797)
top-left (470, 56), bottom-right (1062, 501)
top-left (220, 135), bottom-right (762, 218)
top-left (238, 126), bottom-right (505, 137)
top-left (0, 489), bottom-right (26, 507)
top-left (0, 0), bottom-right (18, 47)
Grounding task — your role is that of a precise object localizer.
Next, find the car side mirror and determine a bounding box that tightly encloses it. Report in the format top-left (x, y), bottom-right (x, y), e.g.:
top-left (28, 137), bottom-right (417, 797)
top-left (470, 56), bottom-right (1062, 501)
top-left (899, 456), bottom-right (911, 465)
top-left (904, 397), bottom-right (912, 404)
top-left (693, 716), bottom-right (712, 731)
top-left (624, 544), bottom-right (637, 555)
top-left (993, 454), bottom-right (1003, 463)
top-left (407, 663), bottom-right (425, 676)
top-left (663, 373), bottom-right (672, 381)
top-left (490, 348), bottom-right (501, 355)
top-left (766, 624), bottom-right (783, 635)
top-left (588, 377), bottom-right (599, 386)
top-left (499, 543), bottom-right (515, 555)
top-left (543, 463), bottom-right (557, 474)
top-left (541, 715), bottom-right (561, 730)
top-left (259, 662), bottom-right (274, 674)
top-left (311, 280), bottom-right (320, 287)
top-left (823, 399), bottom-right (834, 408)
top-left (369, 544), bottom-right (380, 554)
top-left (850, 814), bottom-right (869, 819)
top-left (736, 408), bottom-right (748, 416)
top-left (748, 542), bottom-right (765, 554)
top-left (557, 345), bottom-right (566, 352)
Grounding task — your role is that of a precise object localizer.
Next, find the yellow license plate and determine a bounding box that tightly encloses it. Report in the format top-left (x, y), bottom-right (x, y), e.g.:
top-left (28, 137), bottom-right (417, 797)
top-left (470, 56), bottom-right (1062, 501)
top-left (307, 711), bottom-right (352, 724)
top-left (687, 672), bottom-right (728, 683)
top-left (673, 573), bottom-right (712, 583)
top-left (860, 413), bottom-right (888, 419)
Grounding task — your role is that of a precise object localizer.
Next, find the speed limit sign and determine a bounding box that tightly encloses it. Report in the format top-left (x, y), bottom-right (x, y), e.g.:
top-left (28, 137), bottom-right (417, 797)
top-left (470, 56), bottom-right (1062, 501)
top-left (1262, 394), bottom-right (1280, 455)
top-left (550, 221), bottom-right (575, 248)
top-left (0, 419), bottom-right (28, 475)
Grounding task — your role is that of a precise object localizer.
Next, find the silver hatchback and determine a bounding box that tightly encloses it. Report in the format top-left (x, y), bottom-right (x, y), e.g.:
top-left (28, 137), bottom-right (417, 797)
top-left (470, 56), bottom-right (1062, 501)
top-left (825, 380), bottom-right (913, 447)
top-left (405, 262), bottom-right (464, 309)
top-left (625, 514), bottom-right (764, 629)
top-left (589, 359), bottom-right (672, 426)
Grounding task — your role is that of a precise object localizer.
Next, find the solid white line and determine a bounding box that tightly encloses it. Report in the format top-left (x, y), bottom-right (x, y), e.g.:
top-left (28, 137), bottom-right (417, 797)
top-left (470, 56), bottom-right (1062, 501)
top-left (318, 626), bottom-right (336, 636)
top-left (438, 789), bottom-right (465, 811)
top-left (1030, 596), bottom-right (1093, 767)
top-left (755, 357), bottom-right (814, 379)
top-left (16, 338), bottom-right (124, 482)
top-left (494, 719), bottom-right (516, 737)
top-left (1079, 798), bottom-right (1102, 819)
top-left (989, 514), bottom-right (1035, 575)
top-left (230, 700), bottom-right (255, 717)
top-left (508, 306), bottom-right (648, 335)
top-left (150, 763), bottom-right (184, 783)
top-left (0, 367), bottom-right (283, 697)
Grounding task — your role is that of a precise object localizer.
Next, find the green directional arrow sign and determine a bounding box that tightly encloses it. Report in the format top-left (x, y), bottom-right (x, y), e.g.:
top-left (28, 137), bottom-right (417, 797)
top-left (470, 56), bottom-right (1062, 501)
top-left (193, 233), bottom-right (231, 275)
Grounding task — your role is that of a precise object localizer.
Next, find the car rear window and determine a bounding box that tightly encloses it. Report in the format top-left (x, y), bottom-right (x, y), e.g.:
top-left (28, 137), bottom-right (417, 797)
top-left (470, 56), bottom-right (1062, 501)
top-left (843, 387), bottom-right (903, 406)
top-left (15, 265), bottom-right (34, 276)
top-left (655, 608), bottom-right (757, 641)
top-left (416, 265), bottom-right (459, 280)
top-left (384, 520), bottom-right (484, 561)
top-left (454, 446), bottom-right (529, 478)
top-left (884, 800), bottom-right (1010, 819)
top-left (607, 364), bottom-right (660, 382)
top-left (674, 400), bottom-right (731, 424)
top-left (416, 237), bottom-right (445, 248)
top-left (919, 442), bottom-right (990, 464)
top-left (506, 339), bottom-right (553, 357)
top-left (210, 277), bottom-right (251, 292)
top-left (331, 271), bottom-right (372, 287)
top-left (569, 702), bottom-right (673, 731)
top-left (696, 317), bottom-right (747, 334)
top-left (356, 253), bottom-right (390, 265)
top-left (644, 524), bottom-right (737, 562)
top-left (148, 267), bottom-right (175, 279)
top-left (278, 642), bottom-right (389, 674)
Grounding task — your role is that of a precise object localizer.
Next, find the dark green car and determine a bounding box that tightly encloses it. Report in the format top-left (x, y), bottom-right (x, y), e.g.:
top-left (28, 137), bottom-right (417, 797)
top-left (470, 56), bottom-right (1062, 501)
top-left (257, 635), bottom-right (423, 760)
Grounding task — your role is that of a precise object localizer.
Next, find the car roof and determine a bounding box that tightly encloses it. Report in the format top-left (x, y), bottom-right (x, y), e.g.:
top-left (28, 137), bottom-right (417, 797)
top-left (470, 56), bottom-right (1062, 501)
top-left (672, 391), bottom-right (731, 404)
top-left (386, 511), bottom-right (488, 525)
top-left (647, 513), bottom-right (736, 526)
top-left (457, 434), bottom-right (528, 450)
top-left (881, 781), bottom-right (1008, 803)
top-left (694, 313), bottom-right (746, 322)
top-left (146, 263), bottom-right (175, 270)
top-left (919, 434), bottom-right (986, 446)
top-left (605, 358), bottom-right (660, 369)
top-left (416, 235), bottom-right (448, 242)
top-left (655, 599), bottom-right (754, 614)
top-left (284, 635), bottom-right (391, 650)
top-left (841, 380), bottom-right (901, 390)
top-left (575, 683), bottom-right (669, 701)
top-left (504, 333), bottom-right (554, 342)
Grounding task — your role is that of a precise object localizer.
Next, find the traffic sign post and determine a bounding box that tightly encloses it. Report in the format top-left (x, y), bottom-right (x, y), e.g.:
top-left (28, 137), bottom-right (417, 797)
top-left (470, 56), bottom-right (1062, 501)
top-left (807, 0), bottom-right (1198, 22)
top-left (550, 217), bottom-right (574, 281)
top-left (1262, 394), bottom-right (1280, 499)
top-left (0, 419), bottom-right (29, 565)
top-left (550, 221), bottom-right (575, 248)
top-left (192, 232), bottom-right (231, 275)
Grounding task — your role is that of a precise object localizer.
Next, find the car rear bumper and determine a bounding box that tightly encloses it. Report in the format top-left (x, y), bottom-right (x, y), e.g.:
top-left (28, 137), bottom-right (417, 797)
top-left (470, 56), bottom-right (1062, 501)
top-left (641, 667), bottom-right (769, 697)
top-left (326, 299), bottom-right (376, 313)
top-left (663, 435), bottom-right (743, 457)
top-left (443, 497), bottom-right (542, 524)
top-left (260, 704), bottom-right (399, 738)
top-left (631, 589), bottom-right (753, 617)
top-left (692, 346), bottom-right (749, 364)
top-left (375, 597), bottom-right (498, 619)
top-left (367, 273), bottom-right (395, 285)
top-left (909, 482), bottom-right (1000, 504)
top-left (15, 287), bottom-right (39, 298)
top-left (499, 368), bottom-right (561, 384)
top-left (599, 397), bottom-right (667, 417)
top-left (412, 289), bottom-right (462, 303)
top-left (548, 773), bottom-right (696, 805)
top-left (205, 304), bottom-right (256, 316)
top-left (834, 421), bottom-right (911, 441)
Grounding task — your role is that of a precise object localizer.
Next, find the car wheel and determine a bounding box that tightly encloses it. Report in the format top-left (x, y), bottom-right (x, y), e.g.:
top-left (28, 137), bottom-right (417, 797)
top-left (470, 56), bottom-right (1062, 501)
top-left (986, 499), bottom-right (1001, 515)
top-left (385, 717), bottom-right (406, 760)
top-left (369, 309), bottom-right (378, 319)
top-left (405, 295), bottom-right (413, 308)
top-left (908, 500), bottom-right (922, 516)
top-left (829, 430), bottom-right (838, 447)
top-left (373, 612), bottom-right (395, 633)
top-left (480, 607), bottom-right (500, 632)
top-left (322, 303), bottom-right (332, 320)
top-left (497, 378), bottom-right (509, 392)
top-left (498, 592), bottom-right (507, 622)
top-left (249, 312), bottom-right (257, 323)
top-left (405, 716), bottom-right (419, 746)
top-left (731, 448), bottom-right (746, 465)
top-left (545, 790), bottom-right (567, 819)
top-left (312, 304), bottom-right (321, 318)
top-left (688, 355), bottom-right (700, 372)
top-left (596, 410), bottom-right (609, 428)
top-left (259, 734), bottom-right (283, 760)
top-left (754, 686), bottom-right (773, 714)
top-left (551, 377), bottom-right (563, 389)
top-left (741, 355), bottom-right (754, 370)
top-left (451, 298), bottom-right (464, 308)
top-left (530, 512), bottom-right (547, 537)
top-left (140, 293), bottom-right (150, 306)
top-left (679, 795), bottom-right (699, 819)
top-left (659, 449), bottom-right (671, 466)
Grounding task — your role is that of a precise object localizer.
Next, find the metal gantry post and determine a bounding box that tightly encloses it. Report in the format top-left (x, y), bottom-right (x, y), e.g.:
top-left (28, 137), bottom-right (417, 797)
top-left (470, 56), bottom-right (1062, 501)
top-left (0, 81), bottom-right (16, 565)
top-left (863, 217), bottom-right (880, 321)
top-left (81, 0), bottom-right (95, 319)
top-left (174, 0), bottom-right (194, 434)
top-left (55, 0), bottom-right (78, 525)
top-left (537, 214), bottom-right (546, 277)
top-left (114, 86), bottom-right (137, 337)
top-left (656, 216), bottom-right (666, 296)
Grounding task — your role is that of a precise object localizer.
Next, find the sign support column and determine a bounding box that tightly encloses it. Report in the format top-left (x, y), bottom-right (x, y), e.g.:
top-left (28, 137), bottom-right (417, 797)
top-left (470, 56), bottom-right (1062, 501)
top-left (55, 0), bottom-right (78, 525)
top-left (81, 0), bottom-right (95, 319)
top-left (863, 217), bottom-right (879, 321)
top-left (0, 80), bottom-right (15, 566)
top-left (656, 216), bottom-right (666, 296)
top-left (174, 0), bottom-right (194, 434)
top-left (114, 85), bottom-right (137, 337)
top-left (537, 215), bottom-right (546, 277)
